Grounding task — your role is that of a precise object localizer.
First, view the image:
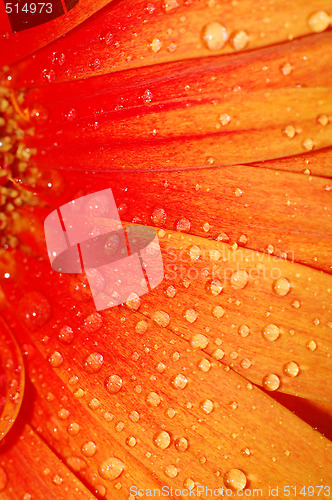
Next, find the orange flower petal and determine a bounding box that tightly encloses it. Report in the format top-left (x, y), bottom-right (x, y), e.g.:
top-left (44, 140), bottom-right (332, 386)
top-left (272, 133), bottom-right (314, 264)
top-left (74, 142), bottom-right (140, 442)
top-left (0, 256), bottom-right (332, 495)
top-left (27, 164), bottom-right (332, 272)
top-left (0, 321), bottom-right (24, 440)
top-left (6, 0), bottom-right (332, 85)
top-left (0, 418), bottom-right (97, 497)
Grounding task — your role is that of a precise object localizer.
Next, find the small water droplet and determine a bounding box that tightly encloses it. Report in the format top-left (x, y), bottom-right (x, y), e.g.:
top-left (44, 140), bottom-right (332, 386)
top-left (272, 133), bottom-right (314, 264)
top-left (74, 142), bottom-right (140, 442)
top-left (149, 38), bottom-right (162, 53)
top-left (176, 218), bottom-right (191, 232)
top-left (58, 325), bottom-right (74, 344)
top-left (82, 313), bottom-right (103, 333)
top-left (67, 423), bottom-right (80, 436)
top-left (135, 320), bottom-right (148, 334)
top-left (212, 306), bottom-right (225, 318)
top-left (164, 464), bottom-right (178, 478)
top-left (306, 340), bottom-right (317, 351)
top-left (146, 391), bottom-right (161, 406)
top-left (198, 358), bottom-right (211, 372)
top-left (205, 279), bottom-right (223, 295)
top-left (161, 0), bottom-right (178, 13)
top-left (184, 308), bottom-right (198, 323)
top-left (230, 30), bottom-right (249, 50)
top-left (153, 310), bottom-right (170, 327)
top-left (200, 399), bottom-right (214, 414)
top-left (238, 324), bottom-right (250, 337)
top-left (41, 69), bottom-right (55, 83)
top-left (151, 206), bottom-right (167, 226)
top-left (190, 333), bottom-right (209, 349)
top-left (48, 351), bottom-right (63, 368)
top-left (174, 437), bottom-right (189, 451)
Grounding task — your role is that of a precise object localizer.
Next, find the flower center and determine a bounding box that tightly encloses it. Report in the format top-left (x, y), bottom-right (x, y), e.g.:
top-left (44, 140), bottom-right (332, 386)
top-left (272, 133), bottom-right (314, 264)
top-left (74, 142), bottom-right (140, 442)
top-left (0, 86), bottom-right (39, 248)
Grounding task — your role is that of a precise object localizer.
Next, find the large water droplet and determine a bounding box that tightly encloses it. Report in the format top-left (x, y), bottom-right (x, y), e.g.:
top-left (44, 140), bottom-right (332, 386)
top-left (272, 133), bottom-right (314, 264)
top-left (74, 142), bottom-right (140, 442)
top-left (202, 22), bottom-right (228, 50)
top-left (262, 373), bottom-right (280, 391)
top-left (272, 278), bottom-right (291, 296)
top-left (18, 291), bottom-right (51, 330)
top-left (262, 324), bottom-right (280, 342)
top-left (230, 270), bottom-right (248, 289)
top-left (283, 361), bottom-right (299, 377)
top-left (98, 458), bottom-right (124, 480)
top-left (81, 441), bottom-right (97, 457)
top-left (154, 431), bottom-right (171, 449)
top-left (307, 11), bottom-right (330, 32)
top-left (105, 375), bottom-right (123, 394)
top-left (171, 374), bottom-right (188, 390)
top-left (223, 469), bottom-right (247, 491)
top-left (84, 352), bottom-right (104, 373)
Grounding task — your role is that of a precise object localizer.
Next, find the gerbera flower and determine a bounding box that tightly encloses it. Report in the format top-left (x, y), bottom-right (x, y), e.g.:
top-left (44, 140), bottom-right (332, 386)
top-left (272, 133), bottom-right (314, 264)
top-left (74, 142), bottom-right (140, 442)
top-left (1, 0), bottom-right (332, 498)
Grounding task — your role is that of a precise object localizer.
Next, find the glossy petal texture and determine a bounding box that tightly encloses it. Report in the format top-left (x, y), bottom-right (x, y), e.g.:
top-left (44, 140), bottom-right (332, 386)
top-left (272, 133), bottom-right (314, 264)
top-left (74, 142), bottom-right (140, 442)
top-left (6, 0), bottom-right (332, 86)
top-left (0, 0), bottom-right (332, 497)
top-left (0, 252), bottom-right (332, 497)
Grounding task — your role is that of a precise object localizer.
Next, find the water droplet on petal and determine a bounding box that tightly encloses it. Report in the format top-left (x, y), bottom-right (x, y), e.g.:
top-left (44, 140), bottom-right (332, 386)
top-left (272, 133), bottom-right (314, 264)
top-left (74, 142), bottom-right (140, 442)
top-left (230, 30), bottom-right (249, 50)
top-left (19, 291), bottom-right (51, 330)
top-left (164, 464), bottom-right (178, 478)
top-left (48, 351), bottom-right (63, 368)
top-left (307, 11), bottom-right (330, 32)
top-left (81, 441), bottom-right (97, 457)
top-left (283, 361), bottom-right (299, 377)
top-left (154, 431), bottom-right (171, 449)
top-left (105, 375), bottom-right (123, 394)
top-left (223, 469), bottom-right (247, 491)
top-left (306, 340), bottom-right (317, 351)
top-left (84, 352), bottom-right (104, 373)
top-left (205, 279), bottom-right (223, 295)
top-left (153, 310), bottom-right (170, 327)
top-left (99, 458), bottom-right (124, 481)
top-left (200, 399), bottom-right (214, 414)
top-left (58, 325), bottom-right (74, 344)
top-left (151, 206), bottom-right (167, 226)
top-left (238, 324), bottom-right (250, 337)
top-left (263, 373), bottom-right (280, 391)
top-left (202, 22), bottom-right (228, 50)
top-left (230, 270), bottom-right (248, 289)
top-left (176, 218), bottom-right (191, 232)
top-left (171, 374), bottom-right (188, 390)
top-left (262, 324), bottom-right (280, 342)
top-left (146, 392), bottom-right (161, 406)
top-left (184, 308), bottom-right (198, 323)
top-left (174, 437), bottom-right (189, 451)
top-left (190, 334), bottom-right (208, 349)
top-left (272, 278), bottom-right (291, 296)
